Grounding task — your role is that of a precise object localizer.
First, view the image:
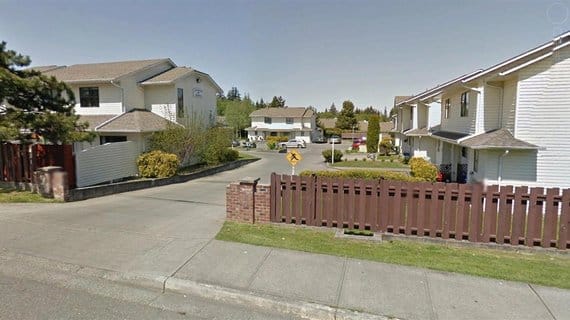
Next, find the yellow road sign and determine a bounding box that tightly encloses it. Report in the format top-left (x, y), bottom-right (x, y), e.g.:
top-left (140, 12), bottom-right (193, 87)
top-left (286, 149), bottom-right (302, 166)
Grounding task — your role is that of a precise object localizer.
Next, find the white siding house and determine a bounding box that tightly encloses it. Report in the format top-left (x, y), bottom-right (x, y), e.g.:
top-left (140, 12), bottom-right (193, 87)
top-left (35, 58), bottom-right (223, 187)
top-left (246, 107), bottom-right (317, 143)
top-left (397, 32), bottom-right (570, 188)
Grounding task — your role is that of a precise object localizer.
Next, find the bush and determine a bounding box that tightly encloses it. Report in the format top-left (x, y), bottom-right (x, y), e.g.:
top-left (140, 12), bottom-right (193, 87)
top-left (322, 149), bottom-right (343, 163)
top-left (409, 157), bottom-right (438, 182)
top-left (379, 138), bottom-right (393, 156)
top-left (203, 127), bottom-right (236, 165)
top-left (299, 170), bottom-right (425, 182)
top-left (267, 141), bottom-right (277, 150)
top-left (266, 136), bottom-right (288, 144)
top-left (137, 150), bottom-right (180, 178)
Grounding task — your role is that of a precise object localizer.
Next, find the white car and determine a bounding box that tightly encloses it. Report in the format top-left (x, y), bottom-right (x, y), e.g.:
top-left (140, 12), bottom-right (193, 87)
top-left (278, 139), bottom-right (306, 148)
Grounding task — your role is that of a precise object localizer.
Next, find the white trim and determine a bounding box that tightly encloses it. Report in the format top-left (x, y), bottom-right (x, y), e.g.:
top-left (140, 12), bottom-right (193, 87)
top-left (553, 40), bottom-right (570, 52)
top-left (461, 42), bottom-right (553, 83)
top-left (498, 52), bottom-right (553, 76)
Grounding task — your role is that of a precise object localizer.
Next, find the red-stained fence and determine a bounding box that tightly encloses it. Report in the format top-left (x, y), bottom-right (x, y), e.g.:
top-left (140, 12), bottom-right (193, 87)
top-left (270, 173), bottom-right (570, 250)
top-left (0, 143), bottom-right (76, 187)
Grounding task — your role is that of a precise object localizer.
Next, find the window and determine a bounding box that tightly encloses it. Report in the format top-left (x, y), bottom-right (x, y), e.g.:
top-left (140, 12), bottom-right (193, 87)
top-left (264, 117), bottom-right (272, 124)
top-left (473, 150), bottom-right (479, 172)
top-left (100, 136), bottom-right (127, 144)
top-left (177, 88), bottom-right (184, 118)
top-left (461, 147), bottom-right (468, 158)
top-left (79, 87), bottom-right (99, 107)
top-left (460, 92), bottom-right (469, 117)
top-left (444, 99), bottom-right (450, 119)
top-left (285, 117), bottom-right (294, 124)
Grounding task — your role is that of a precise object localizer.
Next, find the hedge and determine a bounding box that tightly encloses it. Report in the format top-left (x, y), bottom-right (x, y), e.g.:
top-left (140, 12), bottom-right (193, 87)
top-left (299, 169), bottom-right (425, 182)
top-left (409, 157), bottom-right (438, 182)
top-left (137, 150), bottom-right (180, 178)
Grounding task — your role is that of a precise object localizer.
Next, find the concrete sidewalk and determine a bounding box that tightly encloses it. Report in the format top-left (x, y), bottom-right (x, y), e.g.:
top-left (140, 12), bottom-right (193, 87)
top-left (2, 238), bottom-right (569, 320)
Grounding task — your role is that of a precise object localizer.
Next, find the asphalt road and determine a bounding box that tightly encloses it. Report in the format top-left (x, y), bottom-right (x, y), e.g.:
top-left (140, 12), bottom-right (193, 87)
top-left (0, 274), bottom-right (299, 320)
top-left (0, 143), bottom-right (340, 320)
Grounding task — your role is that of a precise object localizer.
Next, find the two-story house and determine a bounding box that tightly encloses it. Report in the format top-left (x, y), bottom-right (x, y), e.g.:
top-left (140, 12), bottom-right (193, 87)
top-left (246, 107), bottom-right (317, 143)
top-left (398, 32), bottom-right (570, 188)
top-left (37, 59), bottom-right (222, 152)
top-left (392, 95), bottom-right (439, 160)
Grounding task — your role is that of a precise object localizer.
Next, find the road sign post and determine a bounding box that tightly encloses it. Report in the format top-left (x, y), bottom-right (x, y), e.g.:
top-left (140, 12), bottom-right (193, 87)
top-left (286, 149), bottom-right (302, 175)
top-left (331, 141), bottom-right (335, 165)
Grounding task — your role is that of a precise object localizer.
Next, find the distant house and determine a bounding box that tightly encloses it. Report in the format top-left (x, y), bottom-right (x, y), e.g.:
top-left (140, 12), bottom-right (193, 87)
top-left (394, 32), bottom-right (570, 188)
top-left (246, 107), bottom-right (317, 143)
top-left (35, 59), bottom-right (223, 152)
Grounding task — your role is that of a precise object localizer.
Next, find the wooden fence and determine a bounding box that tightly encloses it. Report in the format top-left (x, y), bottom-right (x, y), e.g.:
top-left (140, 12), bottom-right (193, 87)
top-left (0, 143), bottom-right (76, 187)
top-left (270, 173), bottom-right (570, 250)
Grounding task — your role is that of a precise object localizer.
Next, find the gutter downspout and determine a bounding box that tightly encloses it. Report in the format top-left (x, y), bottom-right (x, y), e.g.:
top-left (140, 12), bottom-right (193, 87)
top-left (110, 80), bottom-right (125, 113)
top-left (498, 149), bottom-right (510, 187)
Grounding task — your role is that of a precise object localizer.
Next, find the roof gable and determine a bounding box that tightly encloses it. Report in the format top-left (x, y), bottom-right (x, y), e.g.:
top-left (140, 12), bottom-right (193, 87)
top-left (42, 58), bottom-right (174, 83)
top-left (250, 107), bottom-right (313, 118)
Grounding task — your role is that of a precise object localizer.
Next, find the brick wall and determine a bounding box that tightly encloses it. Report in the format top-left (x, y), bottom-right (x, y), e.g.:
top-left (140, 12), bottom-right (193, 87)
top-left (226, 178), bottom-right (271, 224)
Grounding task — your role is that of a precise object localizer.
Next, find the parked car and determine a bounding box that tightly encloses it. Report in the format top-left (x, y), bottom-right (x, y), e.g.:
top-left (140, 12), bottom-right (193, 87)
top-left (243, 141), bottom-right (256, 149)
top-left (231, 140), bottom-right (240, 147)
top-left (278, 139), bottom-right (306, 148)
top-left (313, 136), bottom-right (327, 144)
top-left (352, 138), bottom-right (366, 150)
top-left (328, 135), bottom-right (341, 144)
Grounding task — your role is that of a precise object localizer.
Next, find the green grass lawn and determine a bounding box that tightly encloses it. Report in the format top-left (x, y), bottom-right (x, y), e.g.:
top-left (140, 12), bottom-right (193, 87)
top-left (238, 152), bottom-right (261, 160)
top-left (216, 221), bottom-right (570, 289)
top-left (0, 188), bottom-right (59, 203)
top-left (333, 160), bottom-right (409, 169)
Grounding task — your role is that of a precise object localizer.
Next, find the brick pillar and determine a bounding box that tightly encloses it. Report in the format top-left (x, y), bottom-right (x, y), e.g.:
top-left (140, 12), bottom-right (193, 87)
top-left (52, 171), bottom-right (69, 201)
top-left (226, 177), bottom-right (259, 223)
top-left (254, 184), bottom-right (271, 223)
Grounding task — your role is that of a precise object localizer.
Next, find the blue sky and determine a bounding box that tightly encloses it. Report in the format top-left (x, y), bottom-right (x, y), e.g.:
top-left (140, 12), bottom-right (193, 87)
top-left (1, 0), bottom-right (568, 111)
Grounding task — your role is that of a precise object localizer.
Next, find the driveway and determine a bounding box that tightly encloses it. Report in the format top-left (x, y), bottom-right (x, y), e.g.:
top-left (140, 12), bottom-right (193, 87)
top-left (0, 143), bottom-right (336, 277)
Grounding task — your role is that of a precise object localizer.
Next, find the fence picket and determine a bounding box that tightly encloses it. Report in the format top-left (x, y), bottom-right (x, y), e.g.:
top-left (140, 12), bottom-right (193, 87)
top-left (417, 183), bottom-right (428, 237)
top-left (406, 183), bottom-right (418, 236)
top-left (483, 185), bottom-right (499, 242)
top-left (497, 186), bottom-right (514, 244)
top-left (391, 182), bottom-right (402, 233)
top-left (526, 187), bottom-right (544, 247)
top-left (542, 188), bottom-right (559, 248)
top-left (469, 183), bottom-right (483, 242)
top-left (455, 184), bottom-right (468, 240)
top-left (559, 189), bottom-right (570, 249)
top-left (346, 179), bottom-right (355, 229)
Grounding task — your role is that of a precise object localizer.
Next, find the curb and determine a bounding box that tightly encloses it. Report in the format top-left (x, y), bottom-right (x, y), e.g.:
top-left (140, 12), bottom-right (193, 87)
top-left (0, 250), bottom-right (393, 320)
top-left (165, 277), bottom-right (392, 320)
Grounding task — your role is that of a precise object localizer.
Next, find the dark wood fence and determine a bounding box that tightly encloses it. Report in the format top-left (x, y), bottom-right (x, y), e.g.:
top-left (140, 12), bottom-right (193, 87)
top-left (270, 173), bottom-right (570, 250)
top-left (0, 143), bottom-right (76, 187)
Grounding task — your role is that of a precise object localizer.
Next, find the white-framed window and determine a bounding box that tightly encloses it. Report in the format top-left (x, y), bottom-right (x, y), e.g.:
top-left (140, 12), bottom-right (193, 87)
top-left (79, 87), bottom-right (99, 107)
top-left (460, 92), bottom-right (469, 117)
top-left (264, 117), bottom-right (272, 124)
top-left (473, 150), bottom-right (479, 172)
top-left (444, 98), bottom-right (450, 119)
top-left (177, 88), bottom-right (184, 118)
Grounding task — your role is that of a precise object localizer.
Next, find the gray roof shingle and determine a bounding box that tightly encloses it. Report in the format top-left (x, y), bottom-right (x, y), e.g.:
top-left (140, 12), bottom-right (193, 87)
top-left (96, 109), bottom-right (177, 133)
top-left (42, 59), bottom-right (172, 83)
top-left (460, 129), bottom-right (538, 150)
top-left (250, 107), bottom-right (314, 118)
top-left (78, 115), bottom-right (116, 131)
top-left (140, 67), bottom-right (194, 84)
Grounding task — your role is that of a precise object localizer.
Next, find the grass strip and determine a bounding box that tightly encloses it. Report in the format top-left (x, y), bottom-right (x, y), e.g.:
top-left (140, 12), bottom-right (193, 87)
top-left (216, 221), bottom-right (570, 289)
top-left (0, 188), bottom-right (60, 203)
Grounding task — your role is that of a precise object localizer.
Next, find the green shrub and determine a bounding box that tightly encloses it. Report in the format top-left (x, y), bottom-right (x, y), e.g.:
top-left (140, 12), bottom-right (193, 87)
top-left (409, 157), bottom-right (438, 182)
top-left (137, 150), bottom-right (180, 178)
top-left (267, 141), bottom-right (277, 150)
top-left (354, 158), bottom-right (358, 161)
top-left (203, 127), bottom-right (236, 165)
top-left (322, 149), bottom-right (343, 163)
top-left (267, 136), bottom-right (288, 144)
top-left (299, 170), bottom-right (424, 182)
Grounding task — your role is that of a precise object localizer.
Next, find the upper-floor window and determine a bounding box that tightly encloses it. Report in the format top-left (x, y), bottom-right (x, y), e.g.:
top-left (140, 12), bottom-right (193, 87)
top-left (285, 117), bottom-right (294, 124)
top-left (444, 99), bottom-right (450, 119)
top-left (264, 117), bottom-right (272, 124)
top-left (177, 88), bottom-right (184, 118)
top-left (460, 92), bottom-right (469, 117)
top-left (79, 87), bottom-right (99, 107)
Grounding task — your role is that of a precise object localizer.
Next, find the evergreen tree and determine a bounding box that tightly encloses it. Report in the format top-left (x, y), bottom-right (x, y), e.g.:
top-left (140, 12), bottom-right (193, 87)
top-left (329, 103), bottom-right (338, 115)
top-left (226, 87), bottom-right (241, 101)
top-left (268, 96), bottom-right (286, 108)
top-left (335, 100), bottom-right (358, 130)
top-left (382, 107), bottom-right (389, 121)
top-left (0, 41), bottom-right (92, 143)
top-left (366, 115), bottom-right (380, 153)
